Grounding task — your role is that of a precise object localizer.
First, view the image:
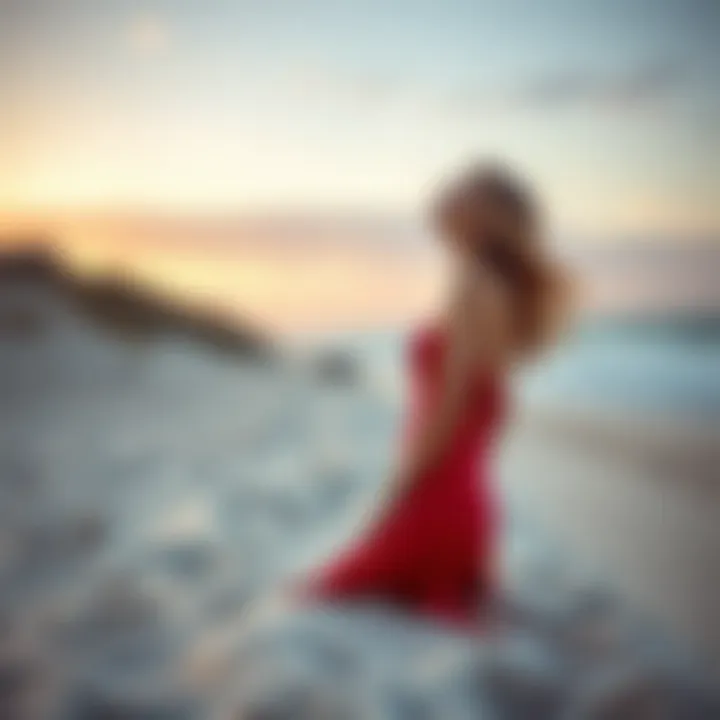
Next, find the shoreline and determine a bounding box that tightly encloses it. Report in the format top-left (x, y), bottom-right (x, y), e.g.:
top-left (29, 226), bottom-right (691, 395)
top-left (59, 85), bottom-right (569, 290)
top-left (516, 398), bottom-right (719, 482)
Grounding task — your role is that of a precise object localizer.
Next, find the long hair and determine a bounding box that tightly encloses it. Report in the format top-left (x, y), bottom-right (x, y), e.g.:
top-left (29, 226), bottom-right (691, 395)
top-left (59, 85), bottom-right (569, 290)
top-left (433, 162), bottom-right (570, 357)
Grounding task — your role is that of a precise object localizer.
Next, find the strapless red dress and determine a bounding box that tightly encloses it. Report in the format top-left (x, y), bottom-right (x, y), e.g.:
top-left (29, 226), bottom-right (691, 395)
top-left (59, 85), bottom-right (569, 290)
top-left (306, 325), bottom-right (505, 627)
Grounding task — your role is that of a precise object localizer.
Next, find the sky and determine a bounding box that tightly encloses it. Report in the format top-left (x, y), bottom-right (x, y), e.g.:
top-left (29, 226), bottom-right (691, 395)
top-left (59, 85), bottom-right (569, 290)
top-left (1, 1), bottom-right (719, 331)
top-left (1, 0), bottom-right (719, 236)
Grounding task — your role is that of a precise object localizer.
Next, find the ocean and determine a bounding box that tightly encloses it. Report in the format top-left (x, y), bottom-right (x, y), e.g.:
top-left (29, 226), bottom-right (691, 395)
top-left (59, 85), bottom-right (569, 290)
top-left (521, 315), bottom-right (720, 421)
top-left (316, 313), bottom-right (720, 423)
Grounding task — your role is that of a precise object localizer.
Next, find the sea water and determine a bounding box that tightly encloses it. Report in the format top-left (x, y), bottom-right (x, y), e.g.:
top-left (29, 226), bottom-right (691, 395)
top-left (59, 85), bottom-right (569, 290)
top-left (318, 314), bottom-right (720, 423)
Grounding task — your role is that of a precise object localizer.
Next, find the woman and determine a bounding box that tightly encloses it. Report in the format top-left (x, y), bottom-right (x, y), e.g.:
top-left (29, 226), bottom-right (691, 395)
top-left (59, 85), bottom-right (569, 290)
top-left (301, 161), bottom-right (566, 628)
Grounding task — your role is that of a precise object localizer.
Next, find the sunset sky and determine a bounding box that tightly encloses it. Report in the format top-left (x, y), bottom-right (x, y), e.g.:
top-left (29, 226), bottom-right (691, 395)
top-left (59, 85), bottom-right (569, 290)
top-left (3, 0), bottom-right (718, 232)
top-left (1, 1), bottom-right (719, 330)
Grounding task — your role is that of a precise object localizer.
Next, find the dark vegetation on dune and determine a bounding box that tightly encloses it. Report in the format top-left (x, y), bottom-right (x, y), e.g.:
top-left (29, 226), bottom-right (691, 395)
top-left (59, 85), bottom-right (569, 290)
top-left (0, 242), bottom-right (274, 359)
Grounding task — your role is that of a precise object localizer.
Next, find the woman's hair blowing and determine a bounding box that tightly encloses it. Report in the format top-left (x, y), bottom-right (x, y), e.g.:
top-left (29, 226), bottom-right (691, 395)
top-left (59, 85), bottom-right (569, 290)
top-left (434, 162), bottom-right (569, 357)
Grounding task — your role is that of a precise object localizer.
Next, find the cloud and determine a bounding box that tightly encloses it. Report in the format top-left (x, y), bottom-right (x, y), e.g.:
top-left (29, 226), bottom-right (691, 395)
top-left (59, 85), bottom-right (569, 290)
top-left (508, 60), bottom-right (684, 111)
top-left (286, 59), bottom-right (686, 120)
top-left (126, 14), bottom-right (171, 58)
top-left (444, 60), bottom-right (688, 119)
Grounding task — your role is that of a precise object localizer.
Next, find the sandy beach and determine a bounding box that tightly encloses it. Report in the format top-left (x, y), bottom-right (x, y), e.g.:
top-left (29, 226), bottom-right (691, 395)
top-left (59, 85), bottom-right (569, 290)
top-left (501, 403), bottom-right (720, 674)
top-left (0, 255), bottom-right (718, 718)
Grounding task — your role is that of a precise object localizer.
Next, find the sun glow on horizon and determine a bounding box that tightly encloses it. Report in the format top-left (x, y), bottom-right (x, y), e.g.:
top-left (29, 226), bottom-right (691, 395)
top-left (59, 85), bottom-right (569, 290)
top-left (2, 1), bottom-right (718, 329)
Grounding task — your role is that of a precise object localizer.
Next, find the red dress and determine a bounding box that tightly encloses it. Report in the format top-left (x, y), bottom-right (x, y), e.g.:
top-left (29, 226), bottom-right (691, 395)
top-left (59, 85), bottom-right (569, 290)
top-left (306, 325), bottom-right (505, 627)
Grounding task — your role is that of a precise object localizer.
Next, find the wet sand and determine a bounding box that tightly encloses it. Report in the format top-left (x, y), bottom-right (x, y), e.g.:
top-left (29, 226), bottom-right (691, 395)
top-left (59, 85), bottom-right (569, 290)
top-left (500, 405), bottom-right (720, 676)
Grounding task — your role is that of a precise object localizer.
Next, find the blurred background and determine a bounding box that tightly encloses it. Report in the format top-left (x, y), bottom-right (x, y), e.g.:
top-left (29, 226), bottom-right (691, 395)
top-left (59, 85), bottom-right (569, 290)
top-left (1, 1), bottom-right (719, 718)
